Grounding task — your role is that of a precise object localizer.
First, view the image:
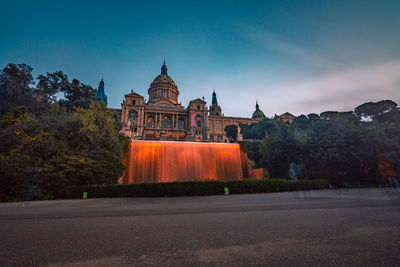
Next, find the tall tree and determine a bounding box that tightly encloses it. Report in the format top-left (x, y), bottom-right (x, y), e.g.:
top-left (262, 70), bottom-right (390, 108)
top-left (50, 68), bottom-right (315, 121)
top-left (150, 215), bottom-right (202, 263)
top-left (36, 71), bottom-right (69, 103)
top-left (60, 79), bottom-right (96, 110)
top-left (0, 64), bottom-right (34, 114)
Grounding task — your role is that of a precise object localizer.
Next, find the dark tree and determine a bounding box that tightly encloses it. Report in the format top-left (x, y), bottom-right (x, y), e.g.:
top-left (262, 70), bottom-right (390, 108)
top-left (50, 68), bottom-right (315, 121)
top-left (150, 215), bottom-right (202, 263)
top-left (240, 119), bottom-right (276, 139)
top-left (355, 100), bottom-right (400, 124)
top-left (36, 71), bottom-right (69, 103)
top-left (59, 78), bottom-right (96, 111)
top-left (0, 63), bottom-right (128, 201)
top-left (307, 113), bottom-right (320, 122)
top-left (293, 114), bottom-right (309, 129)
top-left (224, 124), bottom-right (238, 142)
top-left (0, 64), bottom-right (35, 114)
top-left (241, 100), bottom-right (400, 185)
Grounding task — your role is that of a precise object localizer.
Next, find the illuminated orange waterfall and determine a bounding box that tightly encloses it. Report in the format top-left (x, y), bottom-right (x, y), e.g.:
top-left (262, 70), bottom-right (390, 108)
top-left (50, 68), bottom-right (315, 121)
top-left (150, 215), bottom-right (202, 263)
top-left (121, 141), bottom-right (249, 184)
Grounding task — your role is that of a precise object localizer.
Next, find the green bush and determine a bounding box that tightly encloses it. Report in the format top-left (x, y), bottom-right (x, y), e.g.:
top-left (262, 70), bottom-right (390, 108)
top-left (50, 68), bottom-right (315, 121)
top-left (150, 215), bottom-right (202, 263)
top-left (65, 178), bottom-right (330, 199)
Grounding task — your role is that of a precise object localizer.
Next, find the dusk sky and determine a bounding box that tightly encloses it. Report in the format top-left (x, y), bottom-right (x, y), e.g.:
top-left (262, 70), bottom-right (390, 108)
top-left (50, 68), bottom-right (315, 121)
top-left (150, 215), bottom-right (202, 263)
top-left (1, 0), bottom-right (399, 117)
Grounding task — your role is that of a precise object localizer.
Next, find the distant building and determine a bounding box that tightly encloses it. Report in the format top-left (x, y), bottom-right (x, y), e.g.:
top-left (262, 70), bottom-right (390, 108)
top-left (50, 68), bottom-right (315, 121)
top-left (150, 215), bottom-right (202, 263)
top-left (119, 61), bottom-right (265, 141)
top-left (95, 78), bottom-right (108, 106)
top-left (274, 112), bottom-right (296, 123)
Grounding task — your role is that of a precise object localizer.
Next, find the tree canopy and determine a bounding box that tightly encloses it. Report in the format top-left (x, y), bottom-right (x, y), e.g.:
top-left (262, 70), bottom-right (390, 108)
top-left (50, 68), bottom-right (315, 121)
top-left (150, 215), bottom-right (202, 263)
top-left (0, 63), bottom-right (127, 201)
top-left (224, 124), bottom-right (238, 142)
top-left (240, 101), bottom-right (400, 185)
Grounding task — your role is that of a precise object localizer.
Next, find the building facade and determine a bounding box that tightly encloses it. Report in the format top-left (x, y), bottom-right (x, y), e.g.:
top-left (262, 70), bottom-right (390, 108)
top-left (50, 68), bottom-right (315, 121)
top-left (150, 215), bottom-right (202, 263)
top-left (119, 62), bottom-right (266, 142)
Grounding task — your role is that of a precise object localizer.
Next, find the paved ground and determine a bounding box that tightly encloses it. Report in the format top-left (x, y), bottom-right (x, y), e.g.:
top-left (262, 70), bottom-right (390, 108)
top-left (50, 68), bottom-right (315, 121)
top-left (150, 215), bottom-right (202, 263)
top-left (0, 189), bottom-right (400, 267)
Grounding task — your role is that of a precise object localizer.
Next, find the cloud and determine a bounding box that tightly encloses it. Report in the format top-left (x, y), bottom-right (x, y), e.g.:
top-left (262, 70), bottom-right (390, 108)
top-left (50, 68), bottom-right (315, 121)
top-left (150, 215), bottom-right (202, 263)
top-left (274, 60), bottom-right (400, 114)
top-left (239, 25), bottom-right (335, 69)
top-left (185, 59), bottom-right (400, 118)
top-left (206, 24), bottom-right (400, 117)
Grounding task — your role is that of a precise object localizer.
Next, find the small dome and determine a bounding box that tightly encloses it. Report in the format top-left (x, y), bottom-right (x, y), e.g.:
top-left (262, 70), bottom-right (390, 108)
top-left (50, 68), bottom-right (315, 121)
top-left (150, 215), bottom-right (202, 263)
top-left (252, 109), bottom-right (266, 119)
top-left (252, 101), bottom-right (266, 119)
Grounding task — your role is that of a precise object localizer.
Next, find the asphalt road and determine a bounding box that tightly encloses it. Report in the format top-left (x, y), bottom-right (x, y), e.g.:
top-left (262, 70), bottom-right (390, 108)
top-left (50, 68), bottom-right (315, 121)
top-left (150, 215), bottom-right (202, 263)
top-left (1, 189), bottom-right (399, 267)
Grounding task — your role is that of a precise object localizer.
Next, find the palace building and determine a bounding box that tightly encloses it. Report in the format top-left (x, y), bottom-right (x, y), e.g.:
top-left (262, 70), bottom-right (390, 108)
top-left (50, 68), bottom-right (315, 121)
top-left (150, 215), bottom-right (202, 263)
top-left (119, 61), bottom-right (266, 142)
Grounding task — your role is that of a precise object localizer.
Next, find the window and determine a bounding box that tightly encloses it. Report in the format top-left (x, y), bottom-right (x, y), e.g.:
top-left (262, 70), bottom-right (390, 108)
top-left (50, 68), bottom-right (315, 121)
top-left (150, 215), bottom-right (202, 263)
top-left (132, 99), bottom-right (136, 105)
top-left (146, 117), bottom-right (154, 128)
top-left (129, 110), bottom-right (137, 122)
top-left (195, 114), bottom-right (202, 128)
top-left (197, 105), bottom-right (200, 110)
top-left (178, 119), bottom-right (185, 129)
top-left (161, 116), bottom-right (172, 129)
top-left (134, 128), bottom-right (137, 133)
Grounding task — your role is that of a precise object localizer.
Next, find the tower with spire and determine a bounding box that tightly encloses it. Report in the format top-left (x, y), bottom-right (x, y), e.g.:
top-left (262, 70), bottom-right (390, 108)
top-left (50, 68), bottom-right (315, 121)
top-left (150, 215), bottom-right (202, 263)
top-left (209, 89), bottom-right (222, 116)
top-left (96, 78), bottom-right (108, 106)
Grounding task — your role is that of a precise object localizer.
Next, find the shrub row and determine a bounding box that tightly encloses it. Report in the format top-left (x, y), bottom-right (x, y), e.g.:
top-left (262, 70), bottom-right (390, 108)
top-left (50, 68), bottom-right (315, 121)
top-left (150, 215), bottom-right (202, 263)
top-left (65, 178), bottom-right (330, 199)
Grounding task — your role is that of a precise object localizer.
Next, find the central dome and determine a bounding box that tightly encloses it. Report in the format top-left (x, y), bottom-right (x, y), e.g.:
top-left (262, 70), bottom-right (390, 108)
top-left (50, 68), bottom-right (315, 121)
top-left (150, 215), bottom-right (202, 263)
top-left (148, 61), bottom-right (179, 105)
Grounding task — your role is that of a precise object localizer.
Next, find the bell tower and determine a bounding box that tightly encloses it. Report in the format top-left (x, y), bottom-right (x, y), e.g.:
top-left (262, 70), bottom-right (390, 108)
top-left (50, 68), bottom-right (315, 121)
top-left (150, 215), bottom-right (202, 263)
top-left (209, 89), bottom-right (222, 116)
top-left (95, 78), bottom-right (108, 106)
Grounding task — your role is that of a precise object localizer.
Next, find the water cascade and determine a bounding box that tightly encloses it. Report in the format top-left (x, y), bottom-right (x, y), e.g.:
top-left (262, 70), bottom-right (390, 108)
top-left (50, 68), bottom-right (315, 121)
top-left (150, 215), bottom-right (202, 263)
top-left (121, 140), bottom-right (262, 184)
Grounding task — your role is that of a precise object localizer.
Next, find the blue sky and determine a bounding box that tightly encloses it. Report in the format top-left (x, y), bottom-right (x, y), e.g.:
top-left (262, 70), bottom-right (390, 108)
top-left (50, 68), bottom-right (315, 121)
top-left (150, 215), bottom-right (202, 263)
top-left (1, 0), bottom-right (399, 117)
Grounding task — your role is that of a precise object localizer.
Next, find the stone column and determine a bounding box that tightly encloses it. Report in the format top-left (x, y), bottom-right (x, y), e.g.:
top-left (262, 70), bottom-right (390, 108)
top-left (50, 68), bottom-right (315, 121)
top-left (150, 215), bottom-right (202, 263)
top-left (139, 107), bottom-right (144, 136)
top-left (137, 107), bottom-right (141, 127)
top-left (121, 106), bottom-right (126, 126)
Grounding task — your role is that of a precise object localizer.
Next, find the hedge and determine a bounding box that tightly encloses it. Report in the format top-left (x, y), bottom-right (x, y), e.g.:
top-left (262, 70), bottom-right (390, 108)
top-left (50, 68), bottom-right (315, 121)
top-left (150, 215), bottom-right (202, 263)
top-left (65, 178), bottom-right (330, 199)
